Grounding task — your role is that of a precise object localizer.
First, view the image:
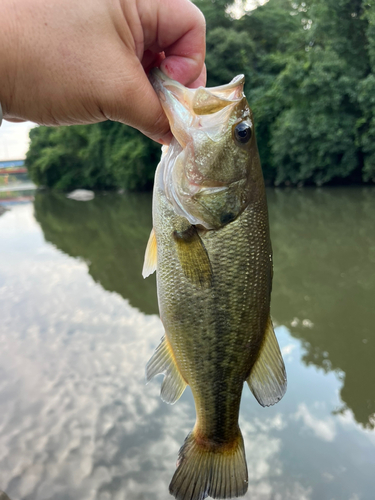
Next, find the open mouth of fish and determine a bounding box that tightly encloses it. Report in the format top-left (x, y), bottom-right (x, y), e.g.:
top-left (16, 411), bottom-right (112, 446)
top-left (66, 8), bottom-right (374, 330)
top-left (150, 69), bottom-right (245, 147)
top-left (150, 69), bottom-right (250, 229)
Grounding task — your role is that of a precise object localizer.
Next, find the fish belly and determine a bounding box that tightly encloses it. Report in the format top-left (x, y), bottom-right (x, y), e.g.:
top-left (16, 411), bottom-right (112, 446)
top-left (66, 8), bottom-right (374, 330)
top-left (153, 182), bottom-right (272, 444)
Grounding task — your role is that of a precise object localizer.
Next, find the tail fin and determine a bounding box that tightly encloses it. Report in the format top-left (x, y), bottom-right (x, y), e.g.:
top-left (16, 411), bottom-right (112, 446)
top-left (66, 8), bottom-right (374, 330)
top-left (169, 430), bottom-right (248, 500)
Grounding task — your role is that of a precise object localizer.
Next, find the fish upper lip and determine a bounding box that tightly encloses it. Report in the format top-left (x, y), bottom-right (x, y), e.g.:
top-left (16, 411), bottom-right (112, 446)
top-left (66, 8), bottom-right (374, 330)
top-left (149, 68), bottom-right (245, 95)
top-left (149, 68), bottom-right (185, 96)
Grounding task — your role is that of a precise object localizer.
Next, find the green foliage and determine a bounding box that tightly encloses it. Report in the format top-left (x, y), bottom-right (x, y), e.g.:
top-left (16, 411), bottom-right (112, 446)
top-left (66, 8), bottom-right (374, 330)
top-left (26, 126), bottom-right (88, 189)
top-left (26, 0), bottom-right (375, 189)
top-left (205, 27), bottom-right (256, 86)
top-left (356, 1), bottom-right (375, 182)
top-left (365, 0), bottom-right (375, 68)
top-left (26, 121), bottom-right (161, 191)
top-left (270, 48), bottom-right (360, 185)
top-left (357, 74), bottom-right (375, 182)
top-left (242, 0), bottom-right (374, 185)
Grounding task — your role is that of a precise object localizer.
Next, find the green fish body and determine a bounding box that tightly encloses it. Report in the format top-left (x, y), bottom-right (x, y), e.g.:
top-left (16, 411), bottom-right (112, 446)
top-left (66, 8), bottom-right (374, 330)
top-left (143, 70), bottom-right (286, 500)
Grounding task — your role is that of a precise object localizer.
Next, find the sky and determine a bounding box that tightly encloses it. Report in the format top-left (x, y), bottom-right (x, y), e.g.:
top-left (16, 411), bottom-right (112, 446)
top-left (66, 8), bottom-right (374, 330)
top-left (0, 121), bottom-right (36, 161)
top-left (228, 0), bottom-right (269, 18)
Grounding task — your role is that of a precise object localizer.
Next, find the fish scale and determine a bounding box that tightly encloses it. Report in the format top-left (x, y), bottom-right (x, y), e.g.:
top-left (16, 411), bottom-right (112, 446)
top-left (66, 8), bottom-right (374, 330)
top-left (143, 69), bottom-right (287, 500)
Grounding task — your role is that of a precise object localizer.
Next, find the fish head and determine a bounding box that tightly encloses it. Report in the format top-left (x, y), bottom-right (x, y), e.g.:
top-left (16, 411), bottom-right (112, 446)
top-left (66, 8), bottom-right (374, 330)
top-left (151, 69), bottom-right (263, 230)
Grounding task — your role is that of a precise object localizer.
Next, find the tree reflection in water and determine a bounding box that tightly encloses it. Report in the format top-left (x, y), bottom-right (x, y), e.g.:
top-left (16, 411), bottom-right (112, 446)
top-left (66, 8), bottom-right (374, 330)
top-left (34, 188), bottom-right (375, 429)
top-left (34, 191), bottom-right (158, 315)
top-left (268, 187), bottom-right (375, 429)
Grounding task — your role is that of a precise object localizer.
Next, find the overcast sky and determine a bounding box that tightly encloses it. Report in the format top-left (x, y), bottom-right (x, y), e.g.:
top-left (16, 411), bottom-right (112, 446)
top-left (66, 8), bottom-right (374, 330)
top-left (0, 121), bottom-right (36, 161)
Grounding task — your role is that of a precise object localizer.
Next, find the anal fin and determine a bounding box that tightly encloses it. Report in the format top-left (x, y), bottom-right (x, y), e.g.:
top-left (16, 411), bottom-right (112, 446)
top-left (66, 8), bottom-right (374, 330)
top-left (146, 335), bottom-right (187, 405)
top-left (247, 317), bottom-right (287, 407)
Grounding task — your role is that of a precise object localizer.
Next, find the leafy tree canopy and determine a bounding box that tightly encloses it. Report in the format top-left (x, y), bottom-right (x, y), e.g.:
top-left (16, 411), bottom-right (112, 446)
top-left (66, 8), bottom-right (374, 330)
top-left (26, 0), bottom-right (375, 189)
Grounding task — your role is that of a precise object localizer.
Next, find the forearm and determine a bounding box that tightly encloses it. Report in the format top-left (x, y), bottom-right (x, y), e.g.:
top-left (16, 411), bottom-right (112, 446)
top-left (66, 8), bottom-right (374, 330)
top-left (0, 0), bottom-right (19, 119)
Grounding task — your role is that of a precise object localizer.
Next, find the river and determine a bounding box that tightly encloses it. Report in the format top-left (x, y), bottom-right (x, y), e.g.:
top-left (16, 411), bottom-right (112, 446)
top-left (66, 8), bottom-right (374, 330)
top-left (0, 187), bottom-right (374, 500)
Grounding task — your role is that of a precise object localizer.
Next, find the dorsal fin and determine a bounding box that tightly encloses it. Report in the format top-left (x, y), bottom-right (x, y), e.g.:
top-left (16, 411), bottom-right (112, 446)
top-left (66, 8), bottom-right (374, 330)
top-left (246, 317), bottom-right (287, 407)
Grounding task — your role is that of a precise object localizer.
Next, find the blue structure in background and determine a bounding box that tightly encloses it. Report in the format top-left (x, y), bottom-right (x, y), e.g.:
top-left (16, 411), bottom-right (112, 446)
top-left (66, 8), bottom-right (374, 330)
top-left (0, 160), bottom-right (25, 169)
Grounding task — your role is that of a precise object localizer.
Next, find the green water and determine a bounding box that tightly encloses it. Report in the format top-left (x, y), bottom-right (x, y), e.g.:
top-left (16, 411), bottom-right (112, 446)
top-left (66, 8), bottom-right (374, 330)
top-left (0, 187), bottom-right (374, 500)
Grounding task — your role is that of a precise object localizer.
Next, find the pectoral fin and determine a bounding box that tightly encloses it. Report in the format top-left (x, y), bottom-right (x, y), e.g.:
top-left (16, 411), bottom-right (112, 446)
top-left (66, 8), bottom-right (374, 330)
top-left (146, 335), bottom-right (187, 405)
top-left (247, 317), bottom-right (287, 407)
top-left (142, 228), bottom-right (157, 278)
top-left (173, 221), bottom-right (212, 288)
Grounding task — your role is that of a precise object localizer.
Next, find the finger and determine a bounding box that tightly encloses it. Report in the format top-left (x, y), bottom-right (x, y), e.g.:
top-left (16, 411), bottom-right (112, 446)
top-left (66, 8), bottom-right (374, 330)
top-left (111, 59), bottom-right (172, 144)
top-left (4, 118), bottom-right (27, 123)
top-left (141, 0), bottom-right (206, 86)
top-left (141, 50), bottom-right (165, 74)
top-left (188, 63), bottom-right (207, 89)
top-left (145, 130), bottom-right (173, 145)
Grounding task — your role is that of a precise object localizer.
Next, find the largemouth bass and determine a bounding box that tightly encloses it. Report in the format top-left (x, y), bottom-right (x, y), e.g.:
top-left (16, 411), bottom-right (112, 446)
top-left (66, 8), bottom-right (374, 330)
top-left (143, 69), bottom-right (287, 500)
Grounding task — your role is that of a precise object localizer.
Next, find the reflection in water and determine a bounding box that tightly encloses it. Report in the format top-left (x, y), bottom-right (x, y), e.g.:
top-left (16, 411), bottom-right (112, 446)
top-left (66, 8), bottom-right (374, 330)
top-left (34, 188), bottom-right (375, 429)
top-left (268, 188), bottom-right (375, 428)
top-left (0, 204), bottom-right (183, 500)
top-left (33, 192), bottom-right (158, 315)
top-left (0, 189), bottom-right (375, 500)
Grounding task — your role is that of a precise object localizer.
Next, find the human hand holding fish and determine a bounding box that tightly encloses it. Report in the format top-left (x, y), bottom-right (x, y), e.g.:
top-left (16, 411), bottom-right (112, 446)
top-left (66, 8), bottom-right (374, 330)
top-left (143, 69), bottom-right (287, 500)
top-left (0, 0), bottom-right (205, 144)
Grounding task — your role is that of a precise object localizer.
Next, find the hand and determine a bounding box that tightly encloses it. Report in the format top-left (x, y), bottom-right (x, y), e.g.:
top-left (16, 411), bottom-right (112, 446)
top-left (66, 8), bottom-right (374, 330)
top-left (0, 0), bottom-right (206, 143)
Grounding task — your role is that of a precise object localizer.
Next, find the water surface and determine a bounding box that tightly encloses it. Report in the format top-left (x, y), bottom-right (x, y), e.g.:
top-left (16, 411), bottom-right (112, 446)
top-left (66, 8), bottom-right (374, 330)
top-left (0, 187), bottom-right (374, 500)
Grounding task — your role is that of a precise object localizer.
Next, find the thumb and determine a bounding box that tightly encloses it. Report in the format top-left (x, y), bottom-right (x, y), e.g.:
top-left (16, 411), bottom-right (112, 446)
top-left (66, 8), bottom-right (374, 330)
top-left (108, 59), bottom-right (172, 144)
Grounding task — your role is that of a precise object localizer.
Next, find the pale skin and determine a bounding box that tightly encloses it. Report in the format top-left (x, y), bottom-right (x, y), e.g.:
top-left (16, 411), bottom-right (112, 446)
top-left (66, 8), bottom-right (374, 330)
top-left (0, 0), bottom-right (206, 144)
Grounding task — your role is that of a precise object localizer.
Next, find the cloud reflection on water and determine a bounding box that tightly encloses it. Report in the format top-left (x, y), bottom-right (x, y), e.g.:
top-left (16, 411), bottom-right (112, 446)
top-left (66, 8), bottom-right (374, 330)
top-left (1, 198), bottom-right (375, 500)
top-left (268, 187), bottom-right (375, 429)
top-left (0, 221), bottom-right (286, 500)
top-left (0, 205), bottom-right (286, 500)
top-left (294, 404), bottom-right (336, 442)
top-left (0, 203), bottom-right (308, 500)
top-left (33, 188), bottom-right (375, 430)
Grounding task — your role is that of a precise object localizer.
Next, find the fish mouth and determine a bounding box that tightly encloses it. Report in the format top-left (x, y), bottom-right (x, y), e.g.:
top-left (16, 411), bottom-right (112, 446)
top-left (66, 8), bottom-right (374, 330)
top-left (149, 69), bottom-right (245, 147)
top-left (151, 69), bottom-right (250, 230)
top-left (149, 69), bottom-right (245, 102)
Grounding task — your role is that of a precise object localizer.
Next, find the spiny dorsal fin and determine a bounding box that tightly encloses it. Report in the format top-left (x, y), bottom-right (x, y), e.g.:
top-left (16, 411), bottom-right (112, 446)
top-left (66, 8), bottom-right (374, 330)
top-left (247, 317), bottom-right (287, 407)
top-left (146, 335), bottom-right (187, 405)
top-left (173, 221), bottom-right (212, 289)
top-left (142, 228), bottom-right (157, 278)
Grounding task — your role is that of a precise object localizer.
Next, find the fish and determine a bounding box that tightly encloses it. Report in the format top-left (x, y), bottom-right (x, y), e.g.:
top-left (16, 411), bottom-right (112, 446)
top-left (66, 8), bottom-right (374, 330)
top-left (142, 69), bottom-right (287, 500)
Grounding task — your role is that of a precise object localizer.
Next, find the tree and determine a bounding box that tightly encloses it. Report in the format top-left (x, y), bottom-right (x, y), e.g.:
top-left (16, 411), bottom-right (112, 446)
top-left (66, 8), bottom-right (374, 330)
top-left (26, 121), bottom-right (160, 191)
top-left (356, 1), bottom-right (375, 182)
top-left (26, 0), bottom-right (375, 189)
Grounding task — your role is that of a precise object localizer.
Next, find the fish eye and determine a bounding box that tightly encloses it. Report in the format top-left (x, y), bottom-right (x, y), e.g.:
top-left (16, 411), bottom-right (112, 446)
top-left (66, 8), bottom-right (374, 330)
top-left (234, 122), bottom-right (252, 145)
